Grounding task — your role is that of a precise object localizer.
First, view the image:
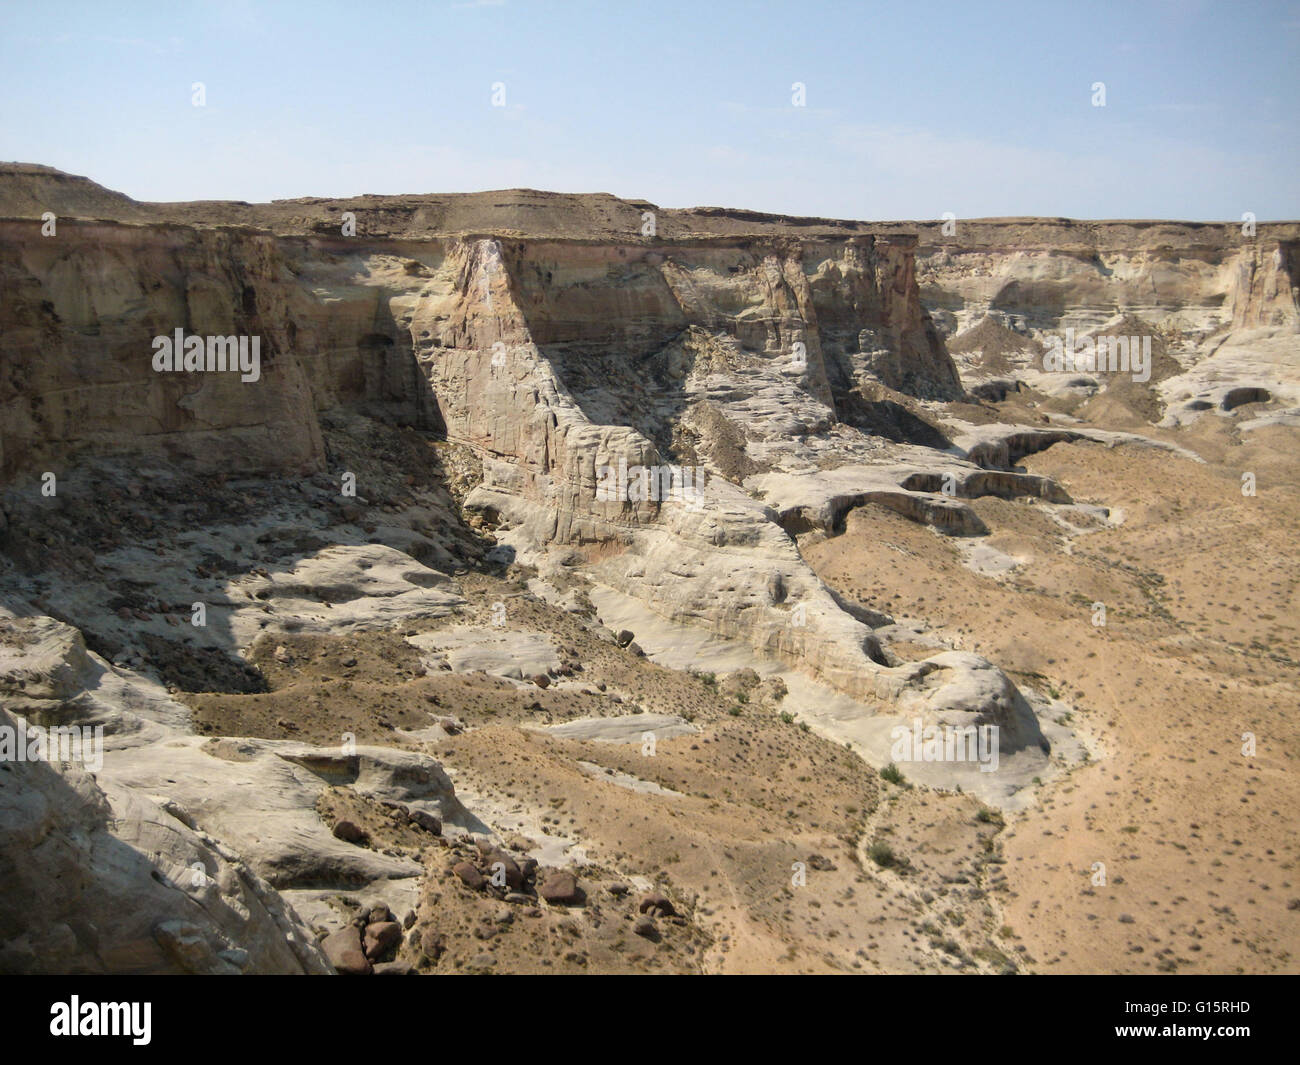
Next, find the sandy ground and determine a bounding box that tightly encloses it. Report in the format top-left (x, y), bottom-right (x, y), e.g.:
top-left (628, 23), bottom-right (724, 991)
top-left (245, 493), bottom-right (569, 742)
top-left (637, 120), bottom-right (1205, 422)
top-left (7, 331), bottom-right (1295, 974)
top-left (802, 412), bottom-right (1300, 973)
top-left (175, 574), bottom-right (1035, 973)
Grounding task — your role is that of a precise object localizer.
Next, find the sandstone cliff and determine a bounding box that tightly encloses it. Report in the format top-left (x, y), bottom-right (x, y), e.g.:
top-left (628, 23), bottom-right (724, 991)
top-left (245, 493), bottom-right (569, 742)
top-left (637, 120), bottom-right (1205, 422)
top-left (2, 165), bottom-right (1296, 974)
top-left (899, 217), bottom-right (1300, 337)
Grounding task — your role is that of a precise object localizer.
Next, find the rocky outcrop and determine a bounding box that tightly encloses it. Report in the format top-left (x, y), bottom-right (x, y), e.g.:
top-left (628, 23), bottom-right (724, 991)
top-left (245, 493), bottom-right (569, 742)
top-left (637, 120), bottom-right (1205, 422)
top-left (0, 681), bottom-right (332, 974)
top-left (0, 611), bottom-right (471, 974)
top-left (0, 169), bottom-right (1128, 752)
top-left (919, 222), bottom-right (1299, 432)
top-left (892, 218), bottom-right (1300, 338)
top-left (4, 167), bottom-right (1296, 886)
top-left (0, 221), bottom-right (326, 481)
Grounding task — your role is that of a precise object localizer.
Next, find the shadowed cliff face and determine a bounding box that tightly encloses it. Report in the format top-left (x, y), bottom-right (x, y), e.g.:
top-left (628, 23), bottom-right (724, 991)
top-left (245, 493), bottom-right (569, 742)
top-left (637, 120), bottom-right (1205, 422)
top-left (3, 167), bottom-right (1299, 976)
top-left (0, 221), bottom-right (326, 480)
top-left (2, 167), bottom-right (1295, 707)
top-left (0, 167), bottom-right (959, 484)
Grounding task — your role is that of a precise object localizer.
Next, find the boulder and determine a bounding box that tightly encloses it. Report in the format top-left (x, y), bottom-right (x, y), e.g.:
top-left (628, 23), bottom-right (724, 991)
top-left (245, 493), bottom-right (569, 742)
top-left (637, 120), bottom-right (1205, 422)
top-left (322, 926), bottom-right (372, 975)
top-left (453, 862), bottom-right (486, 890)
top-left (332, 820), bottom-right (369, 845)
top-left (538, 871), bottom-right (581, 905)
top-left (363, 921), bottom-right (402, 960)
top-left (408, 810), bottom-right (442, 835)
top-left (484, 850), bottom-right (524, 890)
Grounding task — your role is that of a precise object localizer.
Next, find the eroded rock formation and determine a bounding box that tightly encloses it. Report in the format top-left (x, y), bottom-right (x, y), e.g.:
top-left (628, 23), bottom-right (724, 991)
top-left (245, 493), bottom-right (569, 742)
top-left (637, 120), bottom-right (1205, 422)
top-left (2, 164), bottom-right (1296, 973)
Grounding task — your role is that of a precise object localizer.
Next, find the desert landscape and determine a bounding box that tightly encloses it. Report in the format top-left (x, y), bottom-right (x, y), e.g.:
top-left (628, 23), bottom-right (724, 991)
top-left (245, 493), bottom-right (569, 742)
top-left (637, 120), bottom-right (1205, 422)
top-left (1, 162), bottom-right (1296, 976)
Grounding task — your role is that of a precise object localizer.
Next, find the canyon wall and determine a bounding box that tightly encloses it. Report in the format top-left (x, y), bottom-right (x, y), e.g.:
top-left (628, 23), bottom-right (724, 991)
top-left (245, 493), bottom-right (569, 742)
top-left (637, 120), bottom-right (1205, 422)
top-left (4, 166), bottom-right (1296, 709)
top-left (889, 218), bottom-right (1300, 338)
top-left (0, 165), bottom-right (957, 486)
top-left (4, 165), bottom-right (1295, 976)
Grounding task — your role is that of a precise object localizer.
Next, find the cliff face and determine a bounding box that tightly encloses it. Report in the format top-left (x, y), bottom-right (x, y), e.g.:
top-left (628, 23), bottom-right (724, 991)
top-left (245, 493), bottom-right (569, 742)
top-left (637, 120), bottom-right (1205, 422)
top-left (895, 218), bottom-right (1300, 338)
top-left (6, 172), bottom-right (1295, 492)
top-left (0, 166), bottom-right (958, 485)
top-left (3, 167), bottom-right (1295, 699)
top-left (4, 167), bottom-right (1296, 974)
top-left (0, 221), bottom-right (325, 480)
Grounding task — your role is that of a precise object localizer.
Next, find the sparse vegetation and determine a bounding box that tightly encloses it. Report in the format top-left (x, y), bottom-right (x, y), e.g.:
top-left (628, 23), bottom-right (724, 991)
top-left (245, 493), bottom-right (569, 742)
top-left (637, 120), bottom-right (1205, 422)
top-left (7, 153), bottom-right (1292, 981)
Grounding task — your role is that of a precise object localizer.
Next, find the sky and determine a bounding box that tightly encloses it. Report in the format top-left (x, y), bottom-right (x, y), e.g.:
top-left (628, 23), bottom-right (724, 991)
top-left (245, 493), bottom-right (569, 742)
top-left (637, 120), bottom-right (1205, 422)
top-left (2, 0), bottom-right (1297, 220)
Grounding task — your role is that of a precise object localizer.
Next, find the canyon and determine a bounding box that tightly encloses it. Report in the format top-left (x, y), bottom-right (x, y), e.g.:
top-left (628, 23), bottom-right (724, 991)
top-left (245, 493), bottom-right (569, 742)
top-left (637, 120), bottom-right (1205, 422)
top-left (1, 162), bottom-right (1297, 974)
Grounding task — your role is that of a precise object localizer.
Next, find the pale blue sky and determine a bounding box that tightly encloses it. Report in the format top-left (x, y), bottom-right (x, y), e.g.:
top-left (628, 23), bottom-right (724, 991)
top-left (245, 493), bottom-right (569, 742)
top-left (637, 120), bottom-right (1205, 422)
top-left (2, 0), bottom-right (1297, 219)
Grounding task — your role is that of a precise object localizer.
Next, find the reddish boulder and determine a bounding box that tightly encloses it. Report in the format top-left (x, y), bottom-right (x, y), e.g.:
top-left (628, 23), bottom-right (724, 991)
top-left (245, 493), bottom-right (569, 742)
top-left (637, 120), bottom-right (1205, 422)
top-left (363, 920), bottom-right (403, 960)
top-left (484, 850), bottom-right (524, 890)
top-left (322, 926), bottom-right (373, 975)
top-left (453, 861), bottom-right (486, 890)
top-left (539, 871), bottom-right (581, 904)
top-left (332, 820), bottom-right (369, 845)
